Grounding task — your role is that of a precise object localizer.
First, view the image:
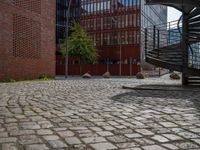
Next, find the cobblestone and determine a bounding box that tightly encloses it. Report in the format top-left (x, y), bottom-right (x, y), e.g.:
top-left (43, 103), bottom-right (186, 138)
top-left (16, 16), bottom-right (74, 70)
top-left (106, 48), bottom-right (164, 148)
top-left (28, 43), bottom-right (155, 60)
top-left (43, 135), bottom-right (59, 141)
top-left (2, 143), bottom-right (18, 150)
top-left (0, 77), bottom-right (200, 149)
top-left (48, 140), bottom-right (68, 148)
top-left (90, 142), bottom-right (117, 150)
top-left (26, 144), bottom-right (49, 150)
top-left (65, 137), bottom-right (82, 145)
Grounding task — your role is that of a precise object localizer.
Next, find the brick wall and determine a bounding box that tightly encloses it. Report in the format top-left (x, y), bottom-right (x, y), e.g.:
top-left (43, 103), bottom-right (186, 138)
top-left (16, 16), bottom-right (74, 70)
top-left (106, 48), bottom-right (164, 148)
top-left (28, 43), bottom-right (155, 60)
top-left (0, 0), bottom-right (56, 80)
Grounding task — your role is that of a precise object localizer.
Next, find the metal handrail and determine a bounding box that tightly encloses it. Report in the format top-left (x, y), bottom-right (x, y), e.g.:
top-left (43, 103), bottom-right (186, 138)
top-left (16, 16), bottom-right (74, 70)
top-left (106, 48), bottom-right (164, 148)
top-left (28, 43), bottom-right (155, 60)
top-left (144, 14), bottom-right (200, 70)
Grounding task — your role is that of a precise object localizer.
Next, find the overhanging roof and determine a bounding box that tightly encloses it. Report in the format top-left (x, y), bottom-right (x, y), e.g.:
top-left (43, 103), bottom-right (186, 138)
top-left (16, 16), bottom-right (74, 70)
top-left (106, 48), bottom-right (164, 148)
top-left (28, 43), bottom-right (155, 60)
top-left (146, 0), bottom-right (200, 13)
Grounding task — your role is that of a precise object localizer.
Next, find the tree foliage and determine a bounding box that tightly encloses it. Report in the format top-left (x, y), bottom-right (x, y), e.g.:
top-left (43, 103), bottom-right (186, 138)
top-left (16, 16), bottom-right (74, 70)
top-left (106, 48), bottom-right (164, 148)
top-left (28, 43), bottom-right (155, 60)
top-left (60, 21), bottom-right (97, 63)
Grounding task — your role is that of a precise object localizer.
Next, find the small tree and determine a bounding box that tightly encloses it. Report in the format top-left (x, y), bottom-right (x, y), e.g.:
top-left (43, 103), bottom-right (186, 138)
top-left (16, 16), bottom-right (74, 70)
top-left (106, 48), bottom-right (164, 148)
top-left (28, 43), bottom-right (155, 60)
top-left (60, 21), bottom-right (97, 75)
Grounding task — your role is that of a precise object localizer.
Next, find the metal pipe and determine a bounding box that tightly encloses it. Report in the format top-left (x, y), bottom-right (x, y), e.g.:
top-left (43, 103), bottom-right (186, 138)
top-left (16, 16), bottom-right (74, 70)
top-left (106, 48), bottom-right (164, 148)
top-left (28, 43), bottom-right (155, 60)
top-left (65, 0), bottom-right (72, 79)
top-left (153, 25), bottom-right (156, 49)
top-left (145, 28), bottom-right (148, 59)
top-left (119, 31), bottom-right (122, 76)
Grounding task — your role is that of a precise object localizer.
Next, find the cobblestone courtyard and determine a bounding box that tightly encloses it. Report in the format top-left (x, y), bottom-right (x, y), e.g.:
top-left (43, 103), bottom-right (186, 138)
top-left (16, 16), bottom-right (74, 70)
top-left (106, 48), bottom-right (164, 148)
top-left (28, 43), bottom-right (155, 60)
top-left (0, 77), bottom-right (200, 150)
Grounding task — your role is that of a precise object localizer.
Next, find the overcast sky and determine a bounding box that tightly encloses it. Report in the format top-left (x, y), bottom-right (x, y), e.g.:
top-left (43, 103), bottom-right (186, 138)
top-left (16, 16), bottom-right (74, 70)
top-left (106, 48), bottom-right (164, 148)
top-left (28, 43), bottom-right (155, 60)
top-left (168, 7), bottom-right (182, 22)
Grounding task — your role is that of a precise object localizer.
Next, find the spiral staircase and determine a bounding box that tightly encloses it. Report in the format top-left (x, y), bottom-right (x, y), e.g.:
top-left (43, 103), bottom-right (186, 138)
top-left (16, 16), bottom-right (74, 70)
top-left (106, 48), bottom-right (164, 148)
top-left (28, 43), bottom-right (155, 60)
top-left (145, 0), bottom-right (200, 85)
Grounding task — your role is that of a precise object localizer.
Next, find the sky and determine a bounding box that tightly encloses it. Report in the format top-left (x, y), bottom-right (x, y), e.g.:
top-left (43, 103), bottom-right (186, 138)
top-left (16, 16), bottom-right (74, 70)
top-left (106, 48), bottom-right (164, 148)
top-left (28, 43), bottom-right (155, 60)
top-left (168, 7), bottom-right (182, 22)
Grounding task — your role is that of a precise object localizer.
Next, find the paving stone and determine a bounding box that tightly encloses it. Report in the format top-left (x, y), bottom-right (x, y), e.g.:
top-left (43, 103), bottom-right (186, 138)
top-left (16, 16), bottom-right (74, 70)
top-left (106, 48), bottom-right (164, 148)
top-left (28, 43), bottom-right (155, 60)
top-left (0, 78), bottom-right (200, 150)
top-left (38, 121), bottom-right (53, 128)
top-left (19, 122), bottom-right (40, 130)
top-left (107, 135), bottom-right (128, 143)
top-left (103, 126), bottom-right (115, 131)
top-left (192, 139), bottom-right (200, 145)
top-left (82, 137), bottom-right (107, 144)
top-left (75, 129), bottom-right (91, 134)
top-left (48, 140), bottom-right (68, 148)
top-left (0, 132), bottom-right (8, 138)
top-left (159, 122), bottom-right (178, 128)
top-left (177, 131), bottom-right (199, 139)
top-left (189, 128), bottom-right (200, 133)
top-left (2, 143), bottom-right (18, 150)
top-left (151, 135), bottom-right (169, 142)
top-left (116, 142), bottom-right (138, 148)
top-left (53, 128), bottom-right (67, 131)
top-left (90, 127), bottom-right (103, 131)
top-left (43, 135), bottom-right (59, 141)
top-left (70, 127), bottom-right (88, 130)
top-left (0, 128), bottom-right (5, 132)
top-left (37, 129), bottom-right (53, 135)
top-left (15, 115), bottom-right (26, 119)
top-left (115, 125), bottom-right (127, 129)
top-left (0, 137), bottom-right (17, 143)
top-left (68, 144), bottom-right (88, 149)
top-left (122, 148), bottom-right (142, 150)
top-left (97, 131), bottom-right (113, 136)
top-left (162, 144), bottom-right (179, 150)
top-left (5, 118), bottom-right (17, 123)
top-left (143, 145), bottom-right (167, 150)
top-left (135, 129), bottom-right (154, 135)
top-left (19, 135), bottom-right (42, 145)
top-left (125, 133), bottom-right (142, 138)
top-left (134, 138), bottom-right (155, 146)
top-left (10, 130), bottom-right (35, 136)
top-left (65, 137), bottom-right (82, 145)
top-left (174, 142), bottom-right (199, 149)
top-left (90, 142), bottom-right (117, 150)
top-left (30, 116), bottom-right (45, 121)
top-left (163, 134), bottom-right (183, 141)
top-left (26, 144), bottom-right (49, 150)
top-left (113, 129), bottom-right (133, 134)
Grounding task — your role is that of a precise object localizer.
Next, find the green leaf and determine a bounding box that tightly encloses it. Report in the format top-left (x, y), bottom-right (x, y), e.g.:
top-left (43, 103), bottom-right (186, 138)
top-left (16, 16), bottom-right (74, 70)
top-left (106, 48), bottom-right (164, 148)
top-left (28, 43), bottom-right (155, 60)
top-left (59, 21), bottom-right (98, 63)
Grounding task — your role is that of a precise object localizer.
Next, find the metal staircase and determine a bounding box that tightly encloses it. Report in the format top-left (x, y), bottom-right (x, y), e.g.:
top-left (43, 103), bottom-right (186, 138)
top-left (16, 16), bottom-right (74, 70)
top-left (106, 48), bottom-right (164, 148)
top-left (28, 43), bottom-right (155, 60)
top-left (145, 0), bottom-right (200, 85)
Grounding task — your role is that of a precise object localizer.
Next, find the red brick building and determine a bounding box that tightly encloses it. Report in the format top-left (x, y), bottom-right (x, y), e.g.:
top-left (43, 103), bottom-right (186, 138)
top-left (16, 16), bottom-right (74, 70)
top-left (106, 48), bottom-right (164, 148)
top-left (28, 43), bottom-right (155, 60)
top-left (0, 0), bottom-right (56, 80)
top-left (56, 0), bottom-right (167, 76)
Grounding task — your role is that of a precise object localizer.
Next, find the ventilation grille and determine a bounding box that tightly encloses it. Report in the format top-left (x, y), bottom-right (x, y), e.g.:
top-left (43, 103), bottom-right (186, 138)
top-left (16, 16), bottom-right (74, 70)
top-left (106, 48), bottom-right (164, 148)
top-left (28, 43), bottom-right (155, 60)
top-left (13, 14), bottom-right (41, 59)
top-left (13, 0), bottom-right (41, 14)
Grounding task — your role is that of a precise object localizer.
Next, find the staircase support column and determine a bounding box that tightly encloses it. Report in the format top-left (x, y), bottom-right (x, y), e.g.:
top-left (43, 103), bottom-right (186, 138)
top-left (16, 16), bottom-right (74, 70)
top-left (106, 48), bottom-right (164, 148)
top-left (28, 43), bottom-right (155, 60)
top-left (182, 12), bottom-right (189, 85)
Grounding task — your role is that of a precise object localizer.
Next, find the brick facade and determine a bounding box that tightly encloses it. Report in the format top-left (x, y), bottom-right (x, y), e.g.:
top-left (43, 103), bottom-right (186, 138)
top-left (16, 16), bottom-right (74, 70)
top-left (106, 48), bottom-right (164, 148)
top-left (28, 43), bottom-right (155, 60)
top-left (0, 0), bottom-right (56, 80)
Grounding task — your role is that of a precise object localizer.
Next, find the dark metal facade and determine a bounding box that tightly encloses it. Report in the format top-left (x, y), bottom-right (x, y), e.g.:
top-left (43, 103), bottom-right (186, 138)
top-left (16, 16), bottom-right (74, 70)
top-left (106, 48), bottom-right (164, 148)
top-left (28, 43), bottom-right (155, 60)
top-left (56, 0), bottom-right (80, 44)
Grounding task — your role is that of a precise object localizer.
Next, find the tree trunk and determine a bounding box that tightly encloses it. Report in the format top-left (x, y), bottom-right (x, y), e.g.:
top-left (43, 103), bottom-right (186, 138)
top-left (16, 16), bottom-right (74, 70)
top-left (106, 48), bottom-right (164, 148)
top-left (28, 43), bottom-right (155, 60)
top-left (65, 55), bottom-right (68, 78)
top-left (79, 58), bottom-right (82, 76)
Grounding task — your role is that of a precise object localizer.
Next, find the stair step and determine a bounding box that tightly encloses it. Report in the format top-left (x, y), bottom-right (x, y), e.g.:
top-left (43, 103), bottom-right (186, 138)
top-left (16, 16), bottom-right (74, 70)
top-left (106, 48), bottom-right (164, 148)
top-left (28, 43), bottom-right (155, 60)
top-left (146, 56), bottom-right (182, 61)
top-left (189, 22), bottom-right (200, 28)
top-left (188, 77), bottom-right (200, 80)
top-left (152, 48), bottom-right (180, 51)
top-left (189, 28), bottom-right (200, 33)
top-left (149, 53), bottom-right (183, 56)
top-left (187, 81), bottom-right (200, 85)
top-left (188, 8), bottom-right (200, 19)
top-left (147, 54), bottom-right (183, 60)
top-left (189, 15), bottom-right (200, 24)
top-left (146, 56), bottom-right (182, 64)
top-left (147, 53), bottom-right (183, 58)
top-left (149, 51), bottom-right (182, 54)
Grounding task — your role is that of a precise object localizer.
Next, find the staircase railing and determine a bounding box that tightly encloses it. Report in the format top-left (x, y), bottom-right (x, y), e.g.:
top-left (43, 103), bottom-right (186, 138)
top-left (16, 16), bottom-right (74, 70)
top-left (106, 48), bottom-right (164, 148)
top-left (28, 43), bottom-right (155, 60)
top-left (144, 20), bottom-right (182, 60)
top-left (188, 40), bottom-right (200, 69)
top-left (144, 17), bottom-right (200, 70)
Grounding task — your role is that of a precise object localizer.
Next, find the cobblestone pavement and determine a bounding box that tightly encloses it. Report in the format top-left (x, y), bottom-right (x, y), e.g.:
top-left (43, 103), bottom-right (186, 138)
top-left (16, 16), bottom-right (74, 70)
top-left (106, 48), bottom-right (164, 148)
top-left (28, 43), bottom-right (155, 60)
top-left (0, 77), bottom-right (200, 150)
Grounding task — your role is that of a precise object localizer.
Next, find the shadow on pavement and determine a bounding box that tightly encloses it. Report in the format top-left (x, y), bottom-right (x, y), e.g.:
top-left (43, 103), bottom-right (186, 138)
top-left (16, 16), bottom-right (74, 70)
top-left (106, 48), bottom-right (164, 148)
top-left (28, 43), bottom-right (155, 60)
top-left (112, 84), bottom-right (200, 112)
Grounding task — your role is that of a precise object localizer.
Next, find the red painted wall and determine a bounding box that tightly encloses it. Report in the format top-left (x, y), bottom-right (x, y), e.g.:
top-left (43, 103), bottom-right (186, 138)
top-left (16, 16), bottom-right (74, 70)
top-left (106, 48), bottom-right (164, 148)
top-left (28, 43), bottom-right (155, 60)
top-left (56, 55), bottom-right (140, 76)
